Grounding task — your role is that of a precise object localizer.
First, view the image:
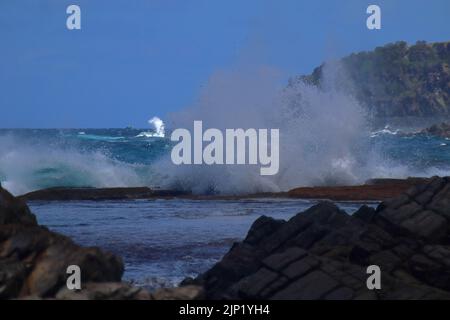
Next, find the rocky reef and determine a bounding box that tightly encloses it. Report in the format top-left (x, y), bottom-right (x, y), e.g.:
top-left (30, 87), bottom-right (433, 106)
top-left (194, 176), bottom-right (450, 299)
top-left (0, 185), bottom-right (202, 300)
top-left (421, 122), bottom-right (450, 138)
top-left (4, 176), bottom-right (450, 300)
top-left (18, 178), bottom-right (427, 202)
top-left (287, 178), bottom-right (429, 201)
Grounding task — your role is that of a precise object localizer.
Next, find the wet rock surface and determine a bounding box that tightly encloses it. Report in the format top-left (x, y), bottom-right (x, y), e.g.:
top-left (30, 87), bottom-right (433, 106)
top-left (195, 177), bottom-right (450, 300)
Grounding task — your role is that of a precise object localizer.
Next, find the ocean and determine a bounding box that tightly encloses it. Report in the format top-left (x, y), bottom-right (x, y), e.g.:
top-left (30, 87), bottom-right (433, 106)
top-left (1, 127), bottom-right (449, 195)
top-left (28, 198), bottom-right (377, 290)
top-left (1, 128), bottom-right (449, 289)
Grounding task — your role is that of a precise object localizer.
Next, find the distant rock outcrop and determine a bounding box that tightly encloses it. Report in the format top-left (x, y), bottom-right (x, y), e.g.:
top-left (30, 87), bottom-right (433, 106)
top-left (421, 122), bottom-right (450, 138)
top-left (195, 176), bottom-right (450, 300)
top-left (290, 41), bottom-right (450, 119)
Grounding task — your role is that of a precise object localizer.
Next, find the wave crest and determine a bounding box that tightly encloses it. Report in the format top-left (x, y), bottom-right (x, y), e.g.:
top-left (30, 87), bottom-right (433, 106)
top-left (0, 134), bottom-right (149, 195)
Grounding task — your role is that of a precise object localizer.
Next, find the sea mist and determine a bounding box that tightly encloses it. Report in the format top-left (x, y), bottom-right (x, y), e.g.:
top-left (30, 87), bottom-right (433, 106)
top-left (153, 63), bottom-right (375, 194)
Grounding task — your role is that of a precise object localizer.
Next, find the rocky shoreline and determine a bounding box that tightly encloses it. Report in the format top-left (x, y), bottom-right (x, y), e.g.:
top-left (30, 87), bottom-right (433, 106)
top-left (2, 176), bottom-right (450, 299)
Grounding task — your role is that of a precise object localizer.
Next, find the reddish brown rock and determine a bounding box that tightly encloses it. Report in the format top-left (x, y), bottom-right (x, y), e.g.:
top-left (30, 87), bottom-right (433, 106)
top-left (287, 178), bottom-right (430, 201)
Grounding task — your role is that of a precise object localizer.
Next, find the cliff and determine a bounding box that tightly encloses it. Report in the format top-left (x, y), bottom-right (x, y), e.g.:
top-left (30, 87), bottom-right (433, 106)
top-left (290, 41), bottom-right (450, 119)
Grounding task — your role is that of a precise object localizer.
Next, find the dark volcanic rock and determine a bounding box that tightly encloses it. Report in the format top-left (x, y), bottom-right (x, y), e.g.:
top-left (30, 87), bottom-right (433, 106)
top-left (196, 176), bottom-right (450, 300)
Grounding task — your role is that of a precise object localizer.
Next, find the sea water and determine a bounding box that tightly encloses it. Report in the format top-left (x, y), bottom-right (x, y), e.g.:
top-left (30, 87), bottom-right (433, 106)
top-left (29, 198), bottom-right (377, 290)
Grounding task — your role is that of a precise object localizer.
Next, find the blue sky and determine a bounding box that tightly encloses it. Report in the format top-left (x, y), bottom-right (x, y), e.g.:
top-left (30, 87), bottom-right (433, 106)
top-left (1, 0), bottom-right (449, 128)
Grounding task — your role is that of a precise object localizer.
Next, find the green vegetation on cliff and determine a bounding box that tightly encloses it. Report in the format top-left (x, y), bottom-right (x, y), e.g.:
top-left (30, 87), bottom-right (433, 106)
top-left (291, 41), bottom-right (450, 118)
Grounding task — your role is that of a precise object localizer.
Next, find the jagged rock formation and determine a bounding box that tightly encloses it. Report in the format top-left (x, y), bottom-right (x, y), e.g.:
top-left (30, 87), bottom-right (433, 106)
top-left (290, 41), bottom-right (450, 118)
top-left (0, 185), bottom-right (202, 300)
top-left (195, 177), bottom-right (450, 300)
top-left (0, 185), bottom-right (138, 299)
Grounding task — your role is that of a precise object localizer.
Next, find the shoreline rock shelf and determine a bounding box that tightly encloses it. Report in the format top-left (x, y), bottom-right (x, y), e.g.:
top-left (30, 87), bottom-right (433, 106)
top-left (18, 177), bottom-right (428, 202)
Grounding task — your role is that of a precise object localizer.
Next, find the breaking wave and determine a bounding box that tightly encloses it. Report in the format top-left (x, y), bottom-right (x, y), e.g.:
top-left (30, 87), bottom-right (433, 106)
top-left (0, 133), bottom-right (152, 195)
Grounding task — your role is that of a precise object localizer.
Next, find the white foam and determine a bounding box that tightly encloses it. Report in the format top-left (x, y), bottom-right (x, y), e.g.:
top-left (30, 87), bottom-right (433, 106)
top-left (152, 63), bottom-right (381, 193)
top-left (370, 125), bottom-right (400, 138)
top-left (0, 134), bottom-right (148, 195)
top-left (136, 117), bottom-right (165, 138)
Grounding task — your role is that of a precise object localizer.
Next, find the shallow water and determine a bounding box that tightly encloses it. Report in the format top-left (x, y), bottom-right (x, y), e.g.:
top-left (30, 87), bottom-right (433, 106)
top-left (30, 198), bottom-right (377, 290)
